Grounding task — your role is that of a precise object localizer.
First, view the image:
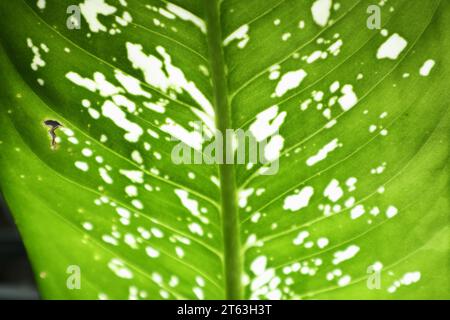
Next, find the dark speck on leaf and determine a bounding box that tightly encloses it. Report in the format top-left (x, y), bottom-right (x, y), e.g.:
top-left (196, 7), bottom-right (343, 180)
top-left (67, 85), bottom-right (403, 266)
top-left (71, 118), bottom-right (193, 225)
top-left (44, 120), bottom-right (62, 127)
top-left (43, 120), bottom-right (63, 148)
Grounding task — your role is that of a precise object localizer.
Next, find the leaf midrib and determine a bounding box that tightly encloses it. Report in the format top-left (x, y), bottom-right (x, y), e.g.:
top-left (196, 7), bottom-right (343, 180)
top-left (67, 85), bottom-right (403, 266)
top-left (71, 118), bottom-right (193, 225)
top-left (204, 0), bottom-right (243, 300)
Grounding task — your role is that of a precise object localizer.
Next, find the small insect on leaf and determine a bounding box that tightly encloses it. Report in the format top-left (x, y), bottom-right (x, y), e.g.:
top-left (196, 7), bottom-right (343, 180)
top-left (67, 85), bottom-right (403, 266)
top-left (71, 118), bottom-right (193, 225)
top-left (43, 120), bottom-right (63, 149)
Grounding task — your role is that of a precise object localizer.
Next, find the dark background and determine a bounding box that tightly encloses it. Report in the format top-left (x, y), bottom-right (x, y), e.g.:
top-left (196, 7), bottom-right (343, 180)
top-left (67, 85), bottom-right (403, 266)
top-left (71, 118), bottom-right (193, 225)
top-left (0, 193), bottom-right (38, 299)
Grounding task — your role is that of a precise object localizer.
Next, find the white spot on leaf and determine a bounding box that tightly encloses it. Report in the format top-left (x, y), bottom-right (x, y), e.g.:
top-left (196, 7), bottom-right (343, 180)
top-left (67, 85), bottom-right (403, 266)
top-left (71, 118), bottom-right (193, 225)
top-left (283, 187), bottom-right (314, 212)
top-left (273, 69), bottom-right (308, 98)
top-left (376, 33), bottom-right (408, 60)
top-left (311, 0), bottom-right (332, 27)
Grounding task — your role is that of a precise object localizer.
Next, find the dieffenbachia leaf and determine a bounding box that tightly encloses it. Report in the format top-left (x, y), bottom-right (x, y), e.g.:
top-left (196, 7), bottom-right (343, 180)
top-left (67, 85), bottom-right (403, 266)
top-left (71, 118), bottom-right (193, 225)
top-left (0, 0), bottom-right (448, 299)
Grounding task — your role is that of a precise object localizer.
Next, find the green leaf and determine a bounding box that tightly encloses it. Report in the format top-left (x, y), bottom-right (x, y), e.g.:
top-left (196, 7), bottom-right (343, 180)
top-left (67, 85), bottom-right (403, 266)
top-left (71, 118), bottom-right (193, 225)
top-left (0, 0), bottom-right (448, 299)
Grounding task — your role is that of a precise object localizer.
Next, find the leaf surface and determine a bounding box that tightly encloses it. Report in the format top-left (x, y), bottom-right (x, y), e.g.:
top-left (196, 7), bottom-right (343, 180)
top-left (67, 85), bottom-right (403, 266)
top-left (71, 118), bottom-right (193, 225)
top-left (0, 0), bottom-right (448, 299)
